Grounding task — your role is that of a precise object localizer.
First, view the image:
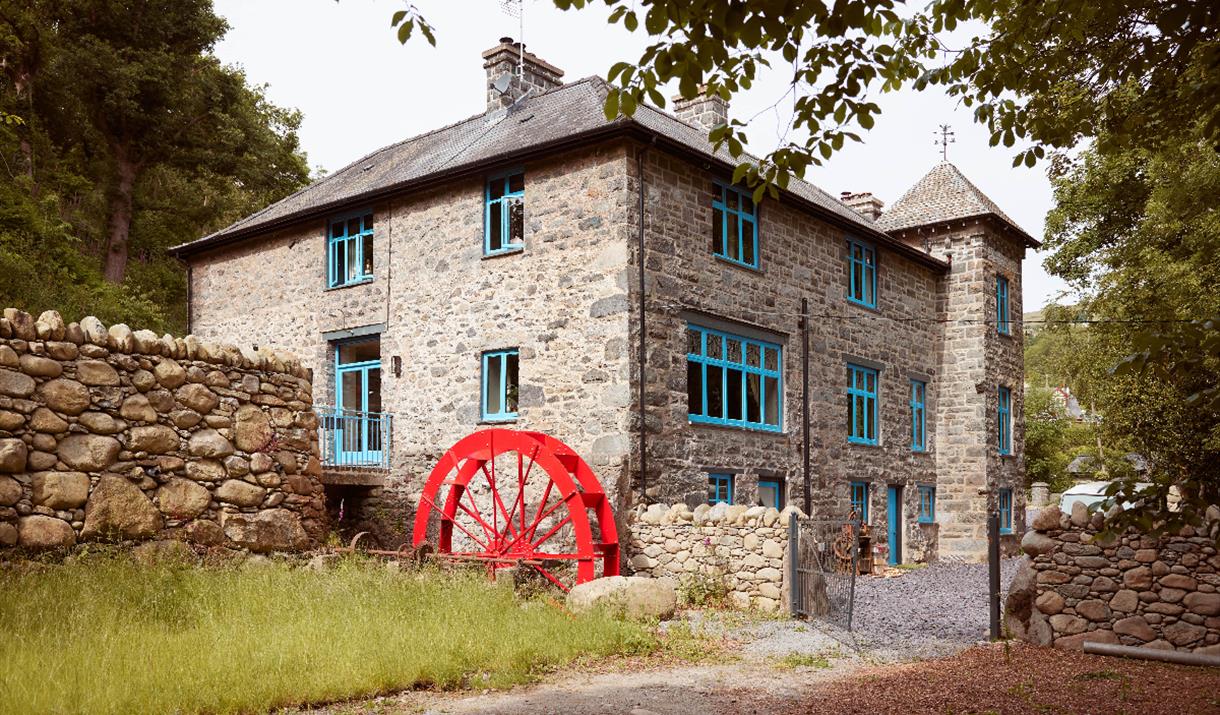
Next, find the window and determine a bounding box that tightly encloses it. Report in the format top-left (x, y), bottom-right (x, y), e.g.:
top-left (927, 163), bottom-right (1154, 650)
top-left (481, 349), bottom-right (519, 421)
top-left (485, 171), bottom-right (525, 255)
top-left (708, 473), bottom-right (734, 505)
top-left (850, 481), bottom-right (869, 521)
top-left (686, 324), bottom-right (782, 431)
top-left (997, 385), bottom-right (1012, 455)
top-left (712, 182), bottom-right (759, 268)
top-left (329, 337), bottom-right (383, 464)
top-left (847, 363), bottom-right (879, 445)
top-left (327, 211), bottom-right (374, 288)
top-left (758, 478), bottom-right (784, 509)
top-left (918, 485), bottom-right (936, 524)
top-left (846, 238), bottom-right (877, 308)
top-left (996, 274), bottom-right (1011, 335)
top-left (998, 487), bottom-right (1013, 534)
top-left (910, 379), bottom-right (927, 452)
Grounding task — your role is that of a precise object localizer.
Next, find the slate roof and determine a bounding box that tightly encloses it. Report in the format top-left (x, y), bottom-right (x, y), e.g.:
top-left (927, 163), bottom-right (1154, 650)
top-left (875, 161), bottom-right (1039, 246)
top-left (171, 76), bottom-right (942, 267)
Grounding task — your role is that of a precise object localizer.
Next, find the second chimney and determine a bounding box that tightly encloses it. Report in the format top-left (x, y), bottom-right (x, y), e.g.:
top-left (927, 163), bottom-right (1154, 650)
top-left (840, 191), bottom-right (885, 221)
top-left (673, 87), bottom-right (728, 132)
top-left (483, 37), bottom-right (564, 112)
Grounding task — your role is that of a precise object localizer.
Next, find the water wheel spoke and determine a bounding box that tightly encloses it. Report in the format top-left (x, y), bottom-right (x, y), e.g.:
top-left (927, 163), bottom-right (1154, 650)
top-left (531, 514), bottom-right (573, 550)
top-left (458, 486), bottom-right (499, 542)
top-left (418, 493), bottom-right (491, 551)
top-left (530, 563), bottom-right (572, 593)
top-left (479, 460), bottom-right (520, 540)
top-left (526, 552), bottom-right (586, 560)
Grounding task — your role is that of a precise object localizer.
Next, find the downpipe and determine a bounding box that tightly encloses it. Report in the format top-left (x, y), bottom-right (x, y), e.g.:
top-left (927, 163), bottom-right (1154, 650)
top-left (1082, 641), bottom-right (1220, 668)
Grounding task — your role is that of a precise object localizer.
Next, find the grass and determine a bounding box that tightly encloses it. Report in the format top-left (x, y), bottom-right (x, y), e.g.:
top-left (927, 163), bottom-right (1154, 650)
top-left (0, 555), bottom-right (653, 715)
top-left (776, 652), bottom-right (832, 670)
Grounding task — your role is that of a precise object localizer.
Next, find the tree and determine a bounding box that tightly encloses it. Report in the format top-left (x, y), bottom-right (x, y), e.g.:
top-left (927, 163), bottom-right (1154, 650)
top-left (394, 1), bottom-right (1219, 195)
top-left (0, 0), bottom-right (309, 331)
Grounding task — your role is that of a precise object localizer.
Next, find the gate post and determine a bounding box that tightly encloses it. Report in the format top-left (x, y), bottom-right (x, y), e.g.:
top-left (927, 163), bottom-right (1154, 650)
top-left (988, 510), bottom-right (1001, 640)
top-left (788, 515), bottom-right (799, 618)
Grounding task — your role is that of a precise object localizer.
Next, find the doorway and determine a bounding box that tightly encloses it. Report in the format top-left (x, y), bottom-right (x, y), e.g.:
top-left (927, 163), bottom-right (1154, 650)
top-left (886, 484), bottom-right (903, 566)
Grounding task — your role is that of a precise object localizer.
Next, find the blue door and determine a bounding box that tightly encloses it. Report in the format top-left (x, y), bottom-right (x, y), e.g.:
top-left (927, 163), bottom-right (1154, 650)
top-left (333, 339), bottom-right (382, 465)
top-left (886, 485), bottom-right (903, 566)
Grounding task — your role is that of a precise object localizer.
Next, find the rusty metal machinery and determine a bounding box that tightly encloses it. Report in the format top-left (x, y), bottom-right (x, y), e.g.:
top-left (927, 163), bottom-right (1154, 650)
top-left (412, 429), bottom-right (620, 592)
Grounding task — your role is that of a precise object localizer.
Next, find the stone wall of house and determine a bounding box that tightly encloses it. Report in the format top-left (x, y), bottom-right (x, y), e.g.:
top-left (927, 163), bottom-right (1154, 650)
top-left (0, 308), bottom-right (324, 552)
top-left (188, 142), bottom-right (637, 545)
top-left (627, 501), bottom-right (800, 611)
top-left (625, 146), bottom-right (945, 562)
top-left (1006, 504), bottom-right (1220, 653)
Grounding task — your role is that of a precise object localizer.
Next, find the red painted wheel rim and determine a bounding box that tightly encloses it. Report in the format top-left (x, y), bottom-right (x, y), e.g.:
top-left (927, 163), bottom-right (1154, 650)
top-left (413, 429), bottom-right (620, 591)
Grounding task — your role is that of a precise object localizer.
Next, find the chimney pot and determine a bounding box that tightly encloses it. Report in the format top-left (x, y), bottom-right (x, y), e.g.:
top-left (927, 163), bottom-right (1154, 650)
top-left (482, 37), bottom-right (564, 112)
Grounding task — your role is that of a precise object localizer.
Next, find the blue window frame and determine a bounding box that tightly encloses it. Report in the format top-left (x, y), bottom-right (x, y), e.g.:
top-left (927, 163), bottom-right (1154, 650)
top-left (998, 487), bottom-right (1013, 534)
top-left (996, 274), bottom-right (1011, 335)
top-left (686, 324), bottom-right (782, 432)
top-left (910, 379), bottom-right (927, 452)
top-left (712, 182), bottom-right (759, 268)
top-left (481, 349), bottom-right (519, 421)
top-left (918, 485), bottom-right (936, 524)
top-left (758, 478), bottom-right (783, 509)
top-left (327, 211), bottom-right (374, 288)
top-left (846, 238), bottom-right (877, 308)
top-left (997, 385), bottom-right (1012, 455)
top-left (850, 481), bottom-right (869, 521)
top-left (485, 170), bottom-right (525, 256)
top-left (708, 473), bottom-right (734, 505)
top-left (847, 363), bottom-right (879, 445)
top-left (331, 338), bottom-right (383, 464)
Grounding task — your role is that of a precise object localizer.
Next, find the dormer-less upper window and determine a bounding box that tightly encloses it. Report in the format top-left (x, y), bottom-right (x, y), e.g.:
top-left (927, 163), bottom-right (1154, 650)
top-left (328, 211), bottom-right (374, 288)
top-left (846, 238), bottom-right (877, 308)
top-left (712, 182), bottom-right (759, 268)
top-left (485, 171), bottom-right (525, 256)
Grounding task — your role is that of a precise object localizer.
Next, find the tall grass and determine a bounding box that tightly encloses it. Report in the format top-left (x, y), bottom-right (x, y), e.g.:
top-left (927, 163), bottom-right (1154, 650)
top-left (0, 556), bottom-right (653, 714)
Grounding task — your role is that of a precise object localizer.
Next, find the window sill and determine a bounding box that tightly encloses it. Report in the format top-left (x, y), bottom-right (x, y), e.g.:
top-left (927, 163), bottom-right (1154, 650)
top-left (713, 254), bottom-right (762, 273)
top-left (917, 519), bottom-right (936, 526)
top-left (478, 417), bottom-right (519, 425)
top-left (325, 276), bottom-right (375, 292)
top-left (483, 246), bottom-right (525, 260)
top-left (688, 419), bottom-right (785, 436)
top-left (847, 439), bottom-right (882, 448)
top-left (845, 297), bottom-right (881, 313)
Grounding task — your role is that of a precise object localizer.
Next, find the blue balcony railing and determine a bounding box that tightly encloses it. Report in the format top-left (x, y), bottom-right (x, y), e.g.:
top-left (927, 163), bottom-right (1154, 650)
top-left (317, 406), bottom-right (393, 470)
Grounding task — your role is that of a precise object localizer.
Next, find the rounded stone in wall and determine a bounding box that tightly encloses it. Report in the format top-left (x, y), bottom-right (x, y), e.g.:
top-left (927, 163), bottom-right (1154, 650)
top-left (0, 438), bottom-right (28, 473)
top-left (233, 405), bottom-right (272, 452)
top-left (18, 515), bottom-right (76, 549)
top-left (0, 368), bottom-right (36, 398)
top-left (57, 434), bottom-right (120, 471)
top-left (38, 378), bottom-right (91, 415)
top-left (80, 474), bottom-right (163, 540)
top-left (19, 354), bottom-right (62, 378)
top-left (0, 475), bottom-right (23, 506)
top-left (188, 430), bottom-right (233, 458)
top-left (31, 472), bottom-right (90, 510)
top-left (157, 478), bottom-right (211, 519)
top-left (175, 384), bottom-right (219, 415)
top-left (128, 425), bottom-right (180, 454)
top-left (78, 411), bottom-right (123, 434)
top-left (76, 360), bottom-right (120, 386)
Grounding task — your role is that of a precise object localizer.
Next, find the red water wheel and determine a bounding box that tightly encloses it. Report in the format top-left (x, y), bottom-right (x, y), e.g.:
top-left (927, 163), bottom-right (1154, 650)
top-left (412, 429), bottom-right (620, 591)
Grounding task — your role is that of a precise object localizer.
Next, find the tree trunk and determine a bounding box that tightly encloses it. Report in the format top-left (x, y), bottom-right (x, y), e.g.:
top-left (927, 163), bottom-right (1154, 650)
top-left (103, 143), bottom-right (138, 284)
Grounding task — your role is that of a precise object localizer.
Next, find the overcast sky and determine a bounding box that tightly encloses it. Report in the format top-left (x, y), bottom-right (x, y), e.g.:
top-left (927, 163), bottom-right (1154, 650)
top-left (212, 0), bottom-right (1070, 310)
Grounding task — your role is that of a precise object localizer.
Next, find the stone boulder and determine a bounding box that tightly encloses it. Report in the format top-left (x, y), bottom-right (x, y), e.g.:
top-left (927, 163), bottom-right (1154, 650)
top-left (154, 359), bottom-right (187, 388)
top-left (215, 479), bottom-right (266, 507)
top-left (29, 407), bottom-right (69, 433)
top-left (19, 353), bottom-right (62, 378)
top-left (119, 395), bottom-right (158, 423)
top-left (0, 475), bottom-right (22, 505)
top-left (128, 425), bottom-right (180, 454)
top-left (81, 474), bottom-right (164, 540)
top-left (76, 359), bottom-right (120, 386)
top-left (0, 367), bottom-right (36, 398)
top-left (38, 378), bottom-right (91, 415)
top-left (18, 515), bottom-right (76, 549)
top-left (176, 383), bottom-right (219, 414)
top-left (1031, 506), bottom-right (1062, 532)
top-left (157, 477), bottom-right (211, 519)
top-left (233, 404), bottom-right (272, 452)
top-left (222, 508), bottom-right (309, 552)
top-left (183, 519), bottom-right (226, 546)
top-left (0, 438), bottom-right (27, 472)
top-left (566, 575), bottom-right (678, 620)
top-left (32, 471), bottom-right (90, 510)
top-left (1021, 530), bottom-right (1056, 557)
top-left (58, 434), bottom-right (121, 471)
top-left (188, 429), bottom-right (233, 458)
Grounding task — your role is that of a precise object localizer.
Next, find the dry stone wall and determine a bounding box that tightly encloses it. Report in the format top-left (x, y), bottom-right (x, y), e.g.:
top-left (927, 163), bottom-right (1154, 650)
top-left (1006, 503), bottom-right (1220, 653)
top-left (627, 501), bottom-right (802, 611)
top-left (0, 308), bottom-right (324, 553)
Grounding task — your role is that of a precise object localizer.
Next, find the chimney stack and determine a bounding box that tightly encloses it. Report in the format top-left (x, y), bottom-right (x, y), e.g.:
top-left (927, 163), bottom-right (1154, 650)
top-left (840, 191), bottom-right (885, 221)
top-left (672, 87), bottom-right (728, 132)
top-left (483, 37), bottom-right (564, 112)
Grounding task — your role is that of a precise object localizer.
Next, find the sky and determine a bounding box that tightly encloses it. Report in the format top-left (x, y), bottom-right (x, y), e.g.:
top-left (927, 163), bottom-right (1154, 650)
top-left (212, 0), bottom-right (1071, 309)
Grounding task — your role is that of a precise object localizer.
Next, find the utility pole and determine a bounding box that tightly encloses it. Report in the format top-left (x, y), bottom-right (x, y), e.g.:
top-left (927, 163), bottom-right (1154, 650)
top-left (802, 297), bottom-right (812, 510)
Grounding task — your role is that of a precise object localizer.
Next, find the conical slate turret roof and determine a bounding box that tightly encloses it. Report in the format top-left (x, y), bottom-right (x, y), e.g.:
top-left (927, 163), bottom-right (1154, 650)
top-left (876, 161), bottom-right (1038, 246)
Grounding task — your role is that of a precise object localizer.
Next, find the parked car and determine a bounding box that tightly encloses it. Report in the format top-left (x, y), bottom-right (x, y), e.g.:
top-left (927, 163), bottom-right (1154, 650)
top-left (1059, 480), bottom-right (1167, 512)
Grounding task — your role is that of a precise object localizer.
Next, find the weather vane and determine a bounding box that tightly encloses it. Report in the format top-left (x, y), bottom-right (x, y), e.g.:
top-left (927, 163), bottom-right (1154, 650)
top-left (934, 124), bottom-right (955, 161)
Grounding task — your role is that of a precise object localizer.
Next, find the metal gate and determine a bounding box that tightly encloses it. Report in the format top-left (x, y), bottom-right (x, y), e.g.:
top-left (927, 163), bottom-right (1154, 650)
top-left (788, 516), bottom-right (859, 630)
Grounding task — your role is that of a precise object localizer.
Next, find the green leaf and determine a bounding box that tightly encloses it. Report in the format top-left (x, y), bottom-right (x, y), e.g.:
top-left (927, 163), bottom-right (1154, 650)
top-left (603, 90), bottom-right (620, 121)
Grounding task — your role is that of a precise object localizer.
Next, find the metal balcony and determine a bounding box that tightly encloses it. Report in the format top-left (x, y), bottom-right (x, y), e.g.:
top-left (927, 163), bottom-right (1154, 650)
top-left (316, 406), bottom-right (393, 472)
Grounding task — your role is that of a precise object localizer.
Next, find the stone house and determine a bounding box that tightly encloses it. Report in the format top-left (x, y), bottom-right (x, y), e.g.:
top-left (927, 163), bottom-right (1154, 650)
top-left (170, 39), bottom-right (1037, 563)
